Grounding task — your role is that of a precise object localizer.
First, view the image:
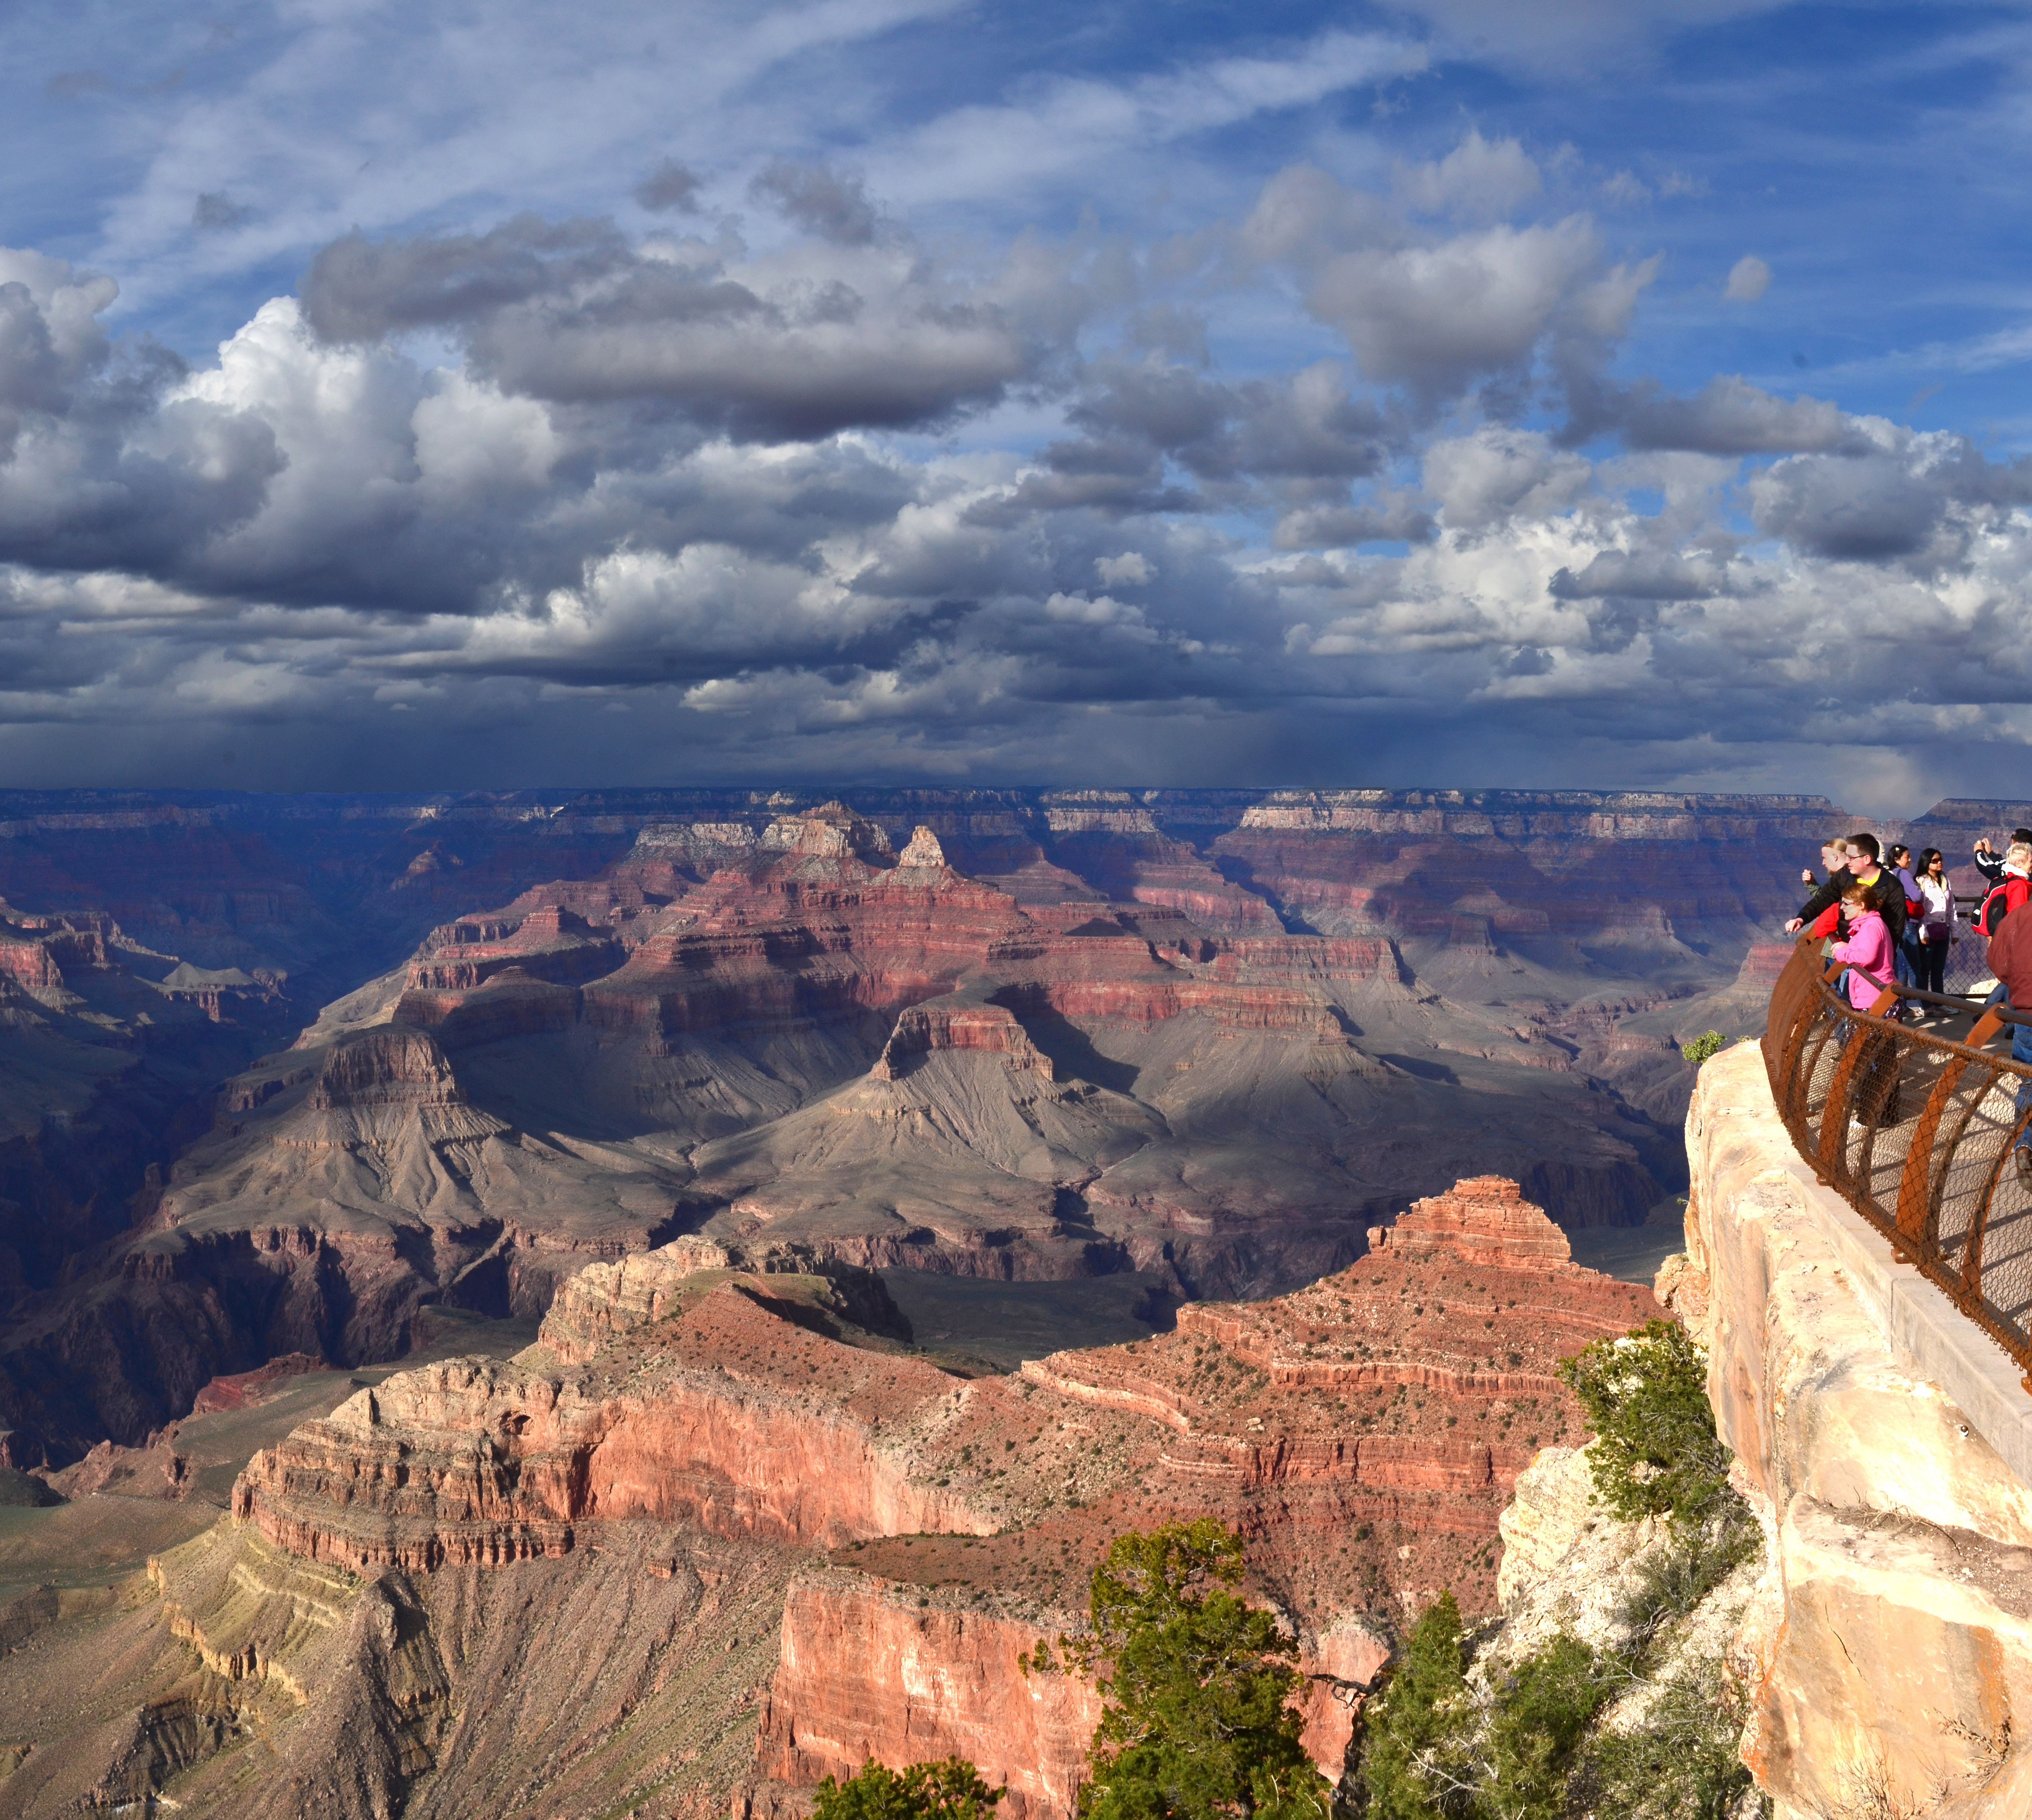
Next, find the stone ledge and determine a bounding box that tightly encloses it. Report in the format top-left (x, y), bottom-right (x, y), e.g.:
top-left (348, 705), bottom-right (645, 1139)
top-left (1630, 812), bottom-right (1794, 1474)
top-left (1688, 1040), bottom-right (2032, 1815)
top-left (1744, 1076), bottom-right (2032, 1497)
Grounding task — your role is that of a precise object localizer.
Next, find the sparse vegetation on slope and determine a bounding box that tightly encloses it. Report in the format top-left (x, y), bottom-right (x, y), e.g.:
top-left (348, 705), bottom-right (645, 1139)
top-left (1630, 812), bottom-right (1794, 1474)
top-left (1359, 1322), bottom-right (1767, 1820)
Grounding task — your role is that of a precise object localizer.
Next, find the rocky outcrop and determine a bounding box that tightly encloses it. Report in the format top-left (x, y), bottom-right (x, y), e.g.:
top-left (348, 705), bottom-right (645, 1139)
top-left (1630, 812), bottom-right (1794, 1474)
top-left (233, 1282), bottom-right (997, 1568)
top-left (539, 1235), bottom-right (908, 1365)
top-left (1680, 1038), bottom-right (2032, 1817)
top-left (756, 1572), bottom-right (1105, 1820)
top-left (1365, 1175), bottom-right (1576, 1271)
top-left (206, 1188), bottom-right (1656, 1804)
top-left (872, 999), bottom-right (1055, 1081)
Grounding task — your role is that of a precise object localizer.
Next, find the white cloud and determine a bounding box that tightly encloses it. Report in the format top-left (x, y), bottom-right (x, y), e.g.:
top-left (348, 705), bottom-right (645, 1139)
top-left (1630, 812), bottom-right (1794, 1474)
top-left (1393, 129), bottom-right (1541, 221)
top-left (1306, 215), bottom-right (1606, 396)
top-left (1422, 426), bottom-right (1592, 531)
top-left (1096, 551), bottom-right (1152, 585)
top-left (1725, 255), bottom-right (1771, 301)
top-left (869, 30), bottom-right (1428, 207)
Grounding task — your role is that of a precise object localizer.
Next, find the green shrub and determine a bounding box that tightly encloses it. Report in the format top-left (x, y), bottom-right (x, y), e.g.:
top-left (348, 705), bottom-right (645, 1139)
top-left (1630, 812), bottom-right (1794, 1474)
top-left (1556, 1320), bottom-right (1734, 1527)
top-left (1680, 1031), bottom-right (1725, 1066)
top-left (1614, 1511), bottom-right (1761, 1662)
top-left (1572, 1659), bottom-right (1761, 1820)
top-left (1482, 1635), bottom-right (1617, 1820)
top-left (1358, 1591), bottom-right (1473, 1820)
top-left (1031, 1520), bottom-right (1331, 1820)
top-left (813, 1759), bottom-right (1004, 1820)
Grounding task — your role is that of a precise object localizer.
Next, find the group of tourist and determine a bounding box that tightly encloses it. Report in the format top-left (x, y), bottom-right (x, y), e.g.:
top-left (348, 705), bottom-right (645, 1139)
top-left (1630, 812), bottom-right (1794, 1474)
top-left (1783, 832), bottom-right (1972, 1006)
top-left (1785, 825), bottom-right (2032, 1176)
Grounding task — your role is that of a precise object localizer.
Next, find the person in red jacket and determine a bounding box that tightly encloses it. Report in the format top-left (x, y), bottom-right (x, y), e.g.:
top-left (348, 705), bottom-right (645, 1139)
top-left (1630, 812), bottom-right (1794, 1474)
top-left (1981, 861), bottom-right (2032, 1180)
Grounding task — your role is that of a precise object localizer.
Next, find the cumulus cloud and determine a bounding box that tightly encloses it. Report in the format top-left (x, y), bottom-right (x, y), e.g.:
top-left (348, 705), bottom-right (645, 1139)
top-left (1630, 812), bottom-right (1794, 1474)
top-left (301, 210), bottom-right (1086, 441)
top-left (1748, 431), bottom-right (2032, 566)
top-left (1725, 254), bottom-right (1771, 300)
top-left (1393, 129), bottom-right (1541, 220)
top-left (1307, 218), bottom-right (1609, 398)
top-left (1235, 162), bottom-right (1657, 412)
top-left (635, 160), bottom-right (703, 213)
top-left (1617, 376), bottom-right (1863, 455)
top-left (6, 106), bottom-right (2032, 806)
top-left (1423, 426), bottom-right (1589, 530)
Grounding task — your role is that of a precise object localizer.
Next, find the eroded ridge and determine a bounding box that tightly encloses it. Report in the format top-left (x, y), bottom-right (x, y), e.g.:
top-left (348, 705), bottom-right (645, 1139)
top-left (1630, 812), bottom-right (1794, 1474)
top-left (203, 1178), bottom-right (1660, 1818)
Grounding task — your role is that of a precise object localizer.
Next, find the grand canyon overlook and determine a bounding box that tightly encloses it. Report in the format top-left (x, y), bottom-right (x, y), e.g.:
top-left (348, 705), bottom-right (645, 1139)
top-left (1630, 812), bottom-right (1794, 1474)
top-left (0, 785), bottom-right (2025, 1817)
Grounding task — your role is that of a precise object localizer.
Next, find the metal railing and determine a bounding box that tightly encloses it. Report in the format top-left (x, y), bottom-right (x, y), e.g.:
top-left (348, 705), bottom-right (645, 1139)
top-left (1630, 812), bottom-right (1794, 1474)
top-left (1937, 895), bottom-right (1996, 996)
top-left (1762, 935), bottom-right (2032, 1393)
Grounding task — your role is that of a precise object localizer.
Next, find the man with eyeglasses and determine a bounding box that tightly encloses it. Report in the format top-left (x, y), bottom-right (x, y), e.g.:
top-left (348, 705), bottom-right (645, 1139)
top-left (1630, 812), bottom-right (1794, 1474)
top-left (1787, 835), bottom-right (1906, 959)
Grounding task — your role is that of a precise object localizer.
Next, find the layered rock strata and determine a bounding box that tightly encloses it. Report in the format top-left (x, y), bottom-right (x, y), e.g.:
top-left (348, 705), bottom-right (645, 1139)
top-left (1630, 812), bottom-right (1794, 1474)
top-left (201, 1179), bottom-right (1658, 1818)
top-left (5, 780), bottom-right (1844, 1469)
top-left (1679, 1039), bottom-right (2032, 1817)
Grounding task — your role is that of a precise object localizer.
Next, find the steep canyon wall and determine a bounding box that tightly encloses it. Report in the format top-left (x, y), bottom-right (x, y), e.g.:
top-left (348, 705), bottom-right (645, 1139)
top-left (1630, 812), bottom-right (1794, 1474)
top-left (1680, 1041), bottom-right (2032, 1818)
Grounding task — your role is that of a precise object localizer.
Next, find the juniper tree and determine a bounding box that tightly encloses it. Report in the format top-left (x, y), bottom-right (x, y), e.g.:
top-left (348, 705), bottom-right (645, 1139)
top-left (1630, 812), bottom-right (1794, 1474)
top-left (812, 1757), bottom-right (1005, 1820)
top-left (1028, 1518), bottom-right (1330, 1820)
top-left (1357, 1590), bottom-right (1472, 1820)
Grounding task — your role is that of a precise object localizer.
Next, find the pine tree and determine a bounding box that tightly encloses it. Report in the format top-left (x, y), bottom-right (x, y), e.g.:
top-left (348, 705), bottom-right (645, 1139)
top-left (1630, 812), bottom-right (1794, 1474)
top-left (812, 1757), bottom-right (1005, 1820)
top-left (1357, 1591), bottom-right (1472, 1820)
top-left (1031, 1519), bottom-right (1331, 1820)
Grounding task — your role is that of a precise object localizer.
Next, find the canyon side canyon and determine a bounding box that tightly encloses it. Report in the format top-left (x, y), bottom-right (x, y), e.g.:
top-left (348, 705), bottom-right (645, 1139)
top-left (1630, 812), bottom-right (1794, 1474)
top-left (2, 785), bottom-right (2028, 1816)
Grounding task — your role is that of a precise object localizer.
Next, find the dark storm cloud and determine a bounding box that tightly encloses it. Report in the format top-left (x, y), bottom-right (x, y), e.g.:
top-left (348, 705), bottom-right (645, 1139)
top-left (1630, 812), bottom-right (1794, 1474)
top-left (635, 160), bottom-right (704, 214)
top-left (301, 212), bottom-right (1066, 442)
top-left (747, 162), bottom-right (881, 246)
top-left (0, 253), bottom-right (287, 575)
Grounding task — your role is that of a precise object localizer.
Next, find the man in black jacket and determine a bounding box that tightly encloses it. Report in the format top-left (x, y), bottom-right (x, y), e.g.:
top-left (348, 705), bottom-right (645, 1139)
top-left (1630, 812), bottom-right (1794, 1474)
top-left (1974, 828), bottom-right (2032, 886)
top-left (1787, 834), bottom-right (1907, 947)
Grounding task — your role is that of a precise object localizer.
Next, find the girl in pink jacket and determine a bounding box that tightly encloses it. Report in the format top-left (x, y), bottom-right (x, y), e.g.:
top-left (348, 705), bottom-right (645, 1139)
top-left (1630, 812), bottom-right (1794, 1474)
top-left (1830, 880), bottom-right (1895, 1012)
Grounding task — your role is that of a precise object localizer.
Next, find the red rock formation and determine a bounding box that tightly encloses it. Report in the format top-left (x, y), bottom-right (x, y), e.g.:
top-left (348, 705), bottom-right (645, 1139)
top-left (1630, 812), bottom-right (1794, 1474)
top-left (1365, 1176), bottom-right (1575, 1272)
top-left (233, 1283), bottom-right (999, 1570)
top-left (189, 1351), bottom-right (323, 1413)
top-left (225, 1180), bottom-right (1662, 1813)
top-left (757, 1573), bottom-right (1105, 1820)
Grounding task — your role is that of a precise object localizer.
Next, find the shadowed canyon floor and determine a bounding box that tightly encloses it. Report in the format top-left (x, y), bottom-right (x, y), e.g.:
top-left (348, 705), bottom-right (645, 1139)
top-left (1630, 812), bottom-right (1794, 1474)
top-left (0, 1179), bottom-right (1659, 1818)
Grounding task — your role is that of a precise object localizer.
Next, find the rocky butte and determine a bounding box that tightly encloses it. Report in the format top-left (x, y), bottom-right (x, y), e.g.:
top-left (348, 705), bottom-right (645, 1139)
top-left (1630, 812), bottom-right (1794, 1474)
top-left (0, 1177), bottom-right (1660, 1816)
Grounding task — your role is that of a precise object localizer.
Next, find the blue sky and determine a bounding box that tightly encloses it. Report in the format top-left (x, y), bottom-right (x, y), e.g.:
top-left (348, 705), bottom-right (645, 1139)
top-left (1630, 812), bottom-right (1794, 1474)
top-left (4, 1), bottom-right (2032, 809)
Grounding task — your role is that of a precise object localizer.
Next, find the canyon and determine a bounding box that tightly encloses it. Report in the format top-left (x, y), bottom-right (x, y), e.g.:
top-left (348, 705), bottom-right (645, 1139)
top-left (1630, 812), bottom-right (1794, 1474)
top-left (0, 785), bottom-right (1874, 1468)
top-left (5, 788), bottom-right (2032, 1814)
top-left (0, 1177), bottom-right (1660, 1817)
